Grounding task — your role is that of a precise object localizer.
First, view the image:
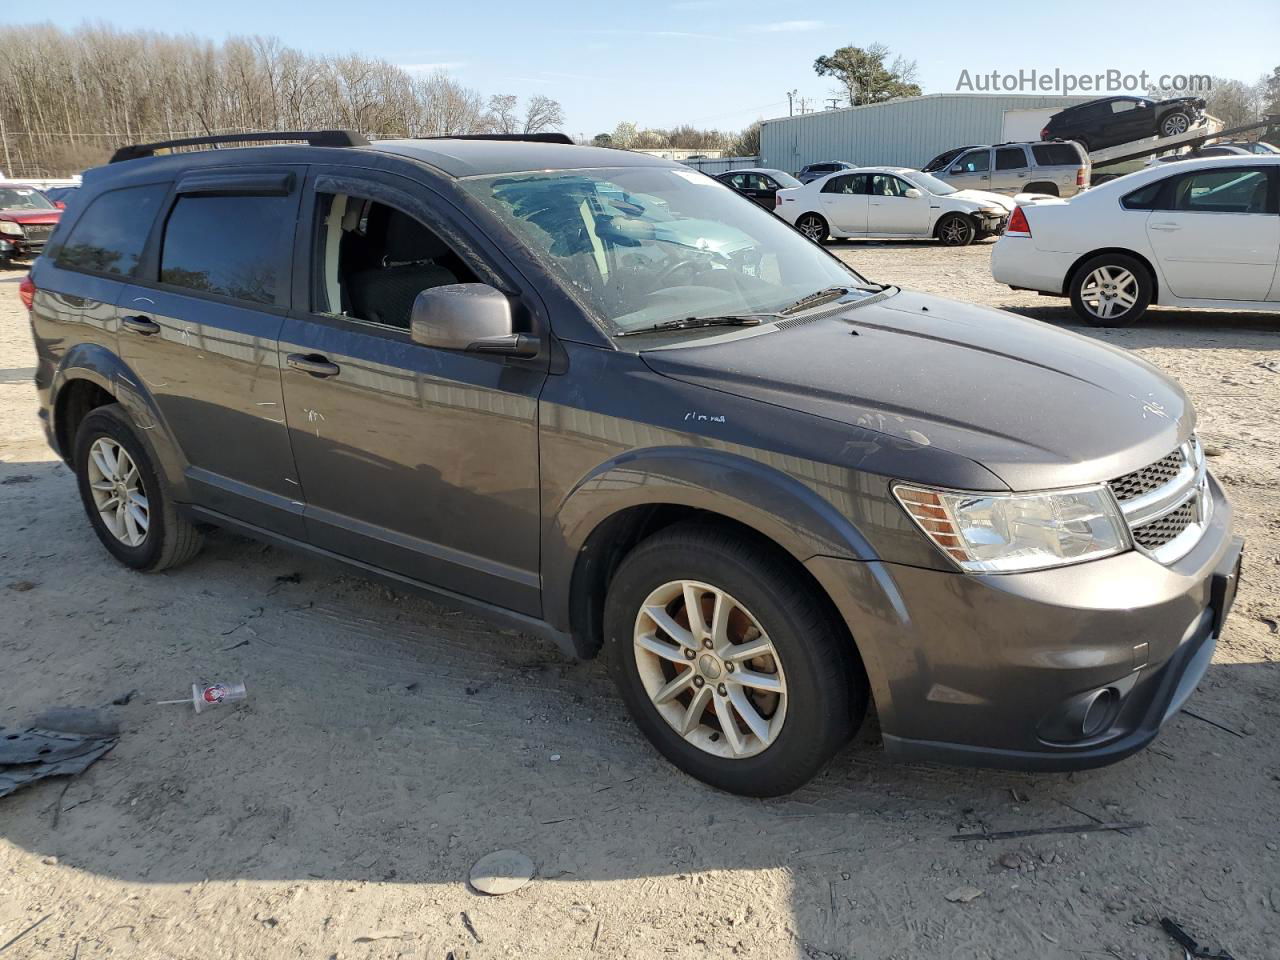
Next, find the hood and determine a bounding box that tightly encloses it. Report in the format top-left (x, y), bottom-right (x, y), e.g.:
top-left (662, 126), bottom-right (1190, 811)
top-left (949, 189), bottom-right (1014, 212)
top-left (640, 290), bottom-right (1191, 491)
top-left (0, 209), bottom-right (61, 225)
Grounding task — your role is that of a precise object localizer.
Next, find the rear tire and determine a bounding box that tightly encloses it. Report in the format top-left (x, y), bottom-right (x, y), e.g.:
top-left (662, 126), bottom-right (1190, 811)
top-left (1069, 253), bottom-right (1153, 327)
top-left (73, 403), bottom-right (204, 571)
top-left (936, 213), bottom-right (976, 246)
top-left (604, 522), bottom-right (867, 796)
top-left (794, 213), bottom-right (829, 243)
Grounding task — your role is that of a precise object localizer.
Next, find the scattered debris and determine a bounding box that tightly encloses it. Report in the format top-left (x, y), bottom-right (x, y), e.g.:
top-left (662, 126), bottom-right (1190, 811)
top-left (0, 474), bottom-right (34, 485)
top-left (949, 821), bottom-right (1146, 842)
top-left (111, 689), bottom-right (139, 706)
top-left (32, 708), bottom-right (120, 737)
top-left (944, 886), bottom-right (984, 903)
top-left (1253, 359), bottom-right (1280, 374)
top-left (157, 681), bottom-right (248, 713)
top-left (469, 849), bottom-right (535, 895)
top-left (1009, 787), bottom-right (1029, 803)
top-left (1181, 708), bottom-right (1246, 738)
top-left (1160, 917), bottom-right (1234, 959)
top-left (460, 911), bottom-right (483, 943)
top-left (1202, 443), bottom-right (1227, 458)
top-left (0, 716), bottom-right (118, 800)
top-left (1259, 616), bottom-right (1278, 635)
top-left (7, 580), bottom-right (36, 592)
top-left (221, 639), bottom-right (251, 652)
top-left (550, 754), bottom-right (561, 762)
top-left (0, 913), bottom-right (51, 954)
top-left (221, 607), bottom-right (263, 635)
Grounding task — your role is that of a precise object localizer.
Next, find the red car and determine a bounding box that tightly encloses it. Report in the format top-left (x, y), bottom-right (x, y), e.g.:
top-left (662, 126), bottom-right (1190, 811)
top-left (0, 184), bottom-right (62, 266)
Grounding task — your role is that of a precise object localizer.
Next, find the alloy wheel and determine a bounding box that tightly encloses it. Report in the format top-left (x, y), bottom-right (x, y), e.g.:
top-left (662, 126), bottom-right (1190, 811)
top-left (938, 217), bottom-right (972, 245)
top-left (797, 216), bottom-right (825, 241)
top-left (1080, 265), bottom-right (1139, 321)
top-left (86, 437), bottom-right (149, 547)
top-left (632, 579), bottom-right (787, 759)
top-left (1162, 113), bottom-right (1190, 136)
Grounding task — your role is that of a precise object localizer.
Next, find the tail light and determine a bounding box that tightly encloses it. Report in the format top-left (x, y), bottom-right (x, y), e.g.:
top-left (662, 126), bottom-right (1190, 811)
top-left (774, 194), bottom-right (782, 208)
top-left (1076, 167), bottom-right (1086, 187)
top-left (1007, 207), bottom-right (1031, 237)
top-left (18, 274), bottom-right (35, 311)
top-left (1040, 127), bottom-right (1050, 140)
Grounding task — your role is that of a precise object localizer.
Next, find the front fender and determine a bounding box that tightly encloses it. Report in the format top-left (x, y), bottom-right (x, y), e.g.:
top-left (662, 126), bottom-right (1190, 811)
top-left (542, 445), bottom-right (880, 636)
top-left (52, 344), bottom-right (190, 498)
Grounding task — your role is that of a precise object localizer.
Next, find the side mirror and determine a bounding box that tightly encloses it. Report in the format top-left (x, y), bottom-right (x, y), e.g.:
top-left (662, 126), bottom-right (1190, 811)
top-left (410, 283), bottom-right (539, 358)
top-left (949, 166), bottom-right (964, 175)
top-left (904, 188), bottom-right (923, 199)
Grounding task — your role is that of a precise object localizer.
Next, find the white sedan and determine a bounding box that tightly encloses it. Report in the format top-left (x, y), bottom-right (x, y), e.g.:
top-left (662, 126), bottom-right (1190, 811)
top-left (992, 155), bottom-right (1280, 326)
top-left (775, 167), bottom-right (1015, 246)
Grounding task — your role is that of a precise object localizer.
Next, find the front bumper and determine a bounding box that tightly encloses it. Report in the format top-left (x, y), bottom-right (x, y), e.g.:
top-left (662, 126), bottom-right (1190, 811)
top-left (807, 474), bottom-right (1241, 770)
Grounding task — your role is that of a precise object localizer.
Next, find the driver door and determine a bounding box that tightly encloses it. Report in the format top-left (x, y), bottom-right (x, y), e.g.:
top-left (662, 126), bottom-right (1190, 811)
top-left (280, 168), bottom-right (549, 615)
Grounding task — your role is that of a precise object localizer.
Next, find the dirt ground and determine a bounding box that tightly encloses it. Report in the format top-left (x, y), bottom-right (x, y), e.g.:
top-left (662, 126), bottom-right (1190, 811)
top-left (1, 243), bottom-right (1278, 960)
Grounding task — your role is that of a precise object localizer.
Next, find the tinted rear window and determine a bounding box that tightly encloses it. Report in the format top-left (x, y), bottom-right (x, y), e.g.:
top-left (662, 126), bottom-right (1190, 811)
top-left (159, 195), bottom-right (293, 305)
top-left (1032, 144), bottom-right (1084, 166)
top-left (53, 184), bottom-right (168, 276)
top-left (995, 147), bottom-right (1027, 170)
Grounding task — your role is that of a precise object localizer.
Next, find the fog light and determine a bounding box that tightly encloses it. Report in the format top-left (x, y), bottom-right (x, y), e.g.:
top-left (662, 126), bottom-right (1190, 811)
top-left (1081, 688), bottom-right (1119, 737)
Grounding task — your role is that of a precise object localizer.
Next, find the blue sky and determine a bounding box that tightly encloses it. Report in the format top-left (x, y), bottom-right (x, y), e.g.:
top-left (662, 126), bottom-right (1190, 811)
top-left (35, 1), bottom-right (1280, 135)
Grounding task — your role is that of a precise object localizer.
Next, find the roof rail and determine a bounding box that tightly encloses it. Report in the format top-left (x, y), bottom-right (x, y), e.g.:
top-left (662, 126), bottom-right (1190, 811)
top-left (414, 133), bottom-right (575, 145)
top-left (110, 130), bottom-right (369, 164)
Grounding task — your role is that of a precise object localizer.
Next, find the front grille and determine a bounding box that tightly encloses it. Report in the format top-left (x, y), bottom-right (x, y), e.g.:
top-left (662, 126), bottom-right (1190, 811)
top-left (1110, 448), bottom-right (1185, 501)
top-left (1131, 498), bottom-right (1197, 549)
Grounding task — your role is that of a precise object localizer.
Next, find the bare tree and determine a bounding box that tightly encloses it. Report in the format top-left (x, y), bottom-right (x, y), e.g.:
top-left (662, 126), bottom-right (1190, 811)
top-left (487, 95), bottom-right (519, 134)
top-left (522, 94), bottom-right (564, 134)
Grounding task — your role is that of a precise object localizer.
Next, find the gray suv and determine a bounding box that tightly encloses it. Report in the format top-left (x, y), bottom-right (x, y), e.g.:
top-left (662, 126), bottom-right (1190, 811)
top-left (26, 131), bottom-right (1241, 796)
top-left (924, 141), bottom-right (1090, 197)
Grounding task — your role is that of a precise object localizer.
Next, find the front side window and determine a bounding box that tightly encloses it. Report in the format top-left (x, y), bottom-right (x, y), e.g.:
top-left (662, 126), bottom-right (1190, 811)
top-left (159, 194), bottom-right (294, 305)
top-left (954, 150), bottom-right (990, 173)
top-left (1111, 100), bottom-right (1137, 114)
top-left (0, 187), bottom-right (55, 211)
top-left (462, 166), bottom-right (865, 336)
top-left (995, 147), bottom-right (1028, 171)
top-left (311, 193), bottom-right (477, 329)
top-left (54, 184), bottom-right (168, 276)
top-left (1173, 169), bottom-right (1271, 213)
top-left (870, 175), bottom-right (911, 197)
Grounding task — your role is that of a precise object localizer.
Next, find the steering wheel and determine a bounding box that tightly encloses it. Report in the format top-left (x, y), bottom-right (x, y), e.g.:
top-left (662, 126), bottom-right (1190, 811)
top-left (653, 258), bottom-right (702, 290)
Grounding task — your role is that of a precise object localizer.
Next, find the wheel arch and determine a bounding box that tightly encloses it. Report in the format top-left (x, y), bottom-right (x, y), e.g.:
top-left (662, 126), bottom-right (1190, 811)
top-left (1064, 247), bottom-right (1160, 303)
top-left (933, 210), bottom-right (976, 240)
top-left (544, 447), bottom-right (879, 660)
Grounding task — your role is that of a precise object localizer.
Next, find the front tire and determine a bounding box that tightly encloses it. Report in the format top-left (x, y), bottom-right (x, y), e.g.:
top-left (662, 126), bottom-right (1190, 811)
top-left (1160, 111), bottom-right (1192, 138)
top-left (604, 522), bottom-right (867, 796)
top-left (73, 403), bottom-right (204, 571)
top-left (1069, 253), bottom-right (1153, 326)
top-left (936, 213), bottom-right (976, 246)
top-left (794, 213), bottom-right (828, 243)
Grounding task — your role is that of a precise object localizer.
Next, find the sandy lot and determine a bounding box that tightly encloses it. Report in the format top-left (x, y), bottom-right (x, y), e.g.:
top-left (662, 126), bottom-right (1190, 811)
top-left (1, 243), bottom-right (1277, 960)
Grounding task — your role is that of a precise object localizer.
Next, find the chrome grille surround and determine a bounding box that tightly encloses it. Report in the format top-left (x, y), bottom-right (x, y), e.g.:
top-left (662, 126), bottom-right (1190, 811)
top-left (1109, 437), bottom-right (1209, 564)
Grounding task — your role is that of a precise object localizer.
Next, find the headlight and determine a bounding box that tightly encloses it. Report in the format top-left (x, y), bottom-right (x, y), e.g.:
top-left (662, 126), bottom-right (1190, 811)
top-left (894, 483), bottom-right (1129, 573)
top-left (0, 221), bottom-right (23, 237)
top-left (979, 206), bottom-right (1004, 216)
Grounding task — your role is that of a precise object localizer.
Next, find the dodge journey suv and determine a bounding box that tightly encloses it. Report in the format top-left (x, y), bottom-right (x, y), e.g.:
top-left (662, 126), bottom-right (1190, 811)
top-left (25, 130), bottom-right (1242, 796)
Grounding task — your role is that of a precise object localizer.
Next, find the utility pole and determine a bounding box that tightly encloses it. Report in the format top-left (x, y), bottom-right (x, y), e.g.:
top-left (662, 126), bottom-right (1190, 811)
top-left (787, 89), bottom-right (797, 117)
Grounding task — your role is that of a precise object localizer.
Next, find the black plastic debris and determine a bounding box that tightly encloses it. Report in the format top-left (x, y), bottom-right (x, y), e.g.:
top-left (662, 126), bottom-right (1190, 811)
top-left (0, 713), bottom-right (119, 800)
top-left (1160, 917), bottom-right (1234, 960)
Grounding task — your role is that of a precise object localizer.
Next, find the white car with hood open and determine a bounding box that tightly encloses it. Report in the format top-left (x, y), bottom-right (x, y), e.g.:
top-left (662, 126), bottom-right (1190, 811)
top-left (775, 166), bottom-right (1014, 246)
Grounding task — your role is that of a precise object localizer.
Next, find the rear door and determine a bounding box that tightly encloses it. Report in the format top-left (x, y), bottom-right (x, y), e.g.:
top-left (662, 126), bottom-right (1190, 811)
top-left (946, 148), bottom-right (992, 191)
top-left (867, 174), bottom-right (930, 235)
top-left (991, 146), bottom-right (1030, 194)
top-left (818, 173), bottom-right (869, 233)
top-left (278, 167), bottom-right (547, 614)
top-left (117, 166), bottom-right (305, 537)
top-left (1146, 166), bottom-right (1279, 300)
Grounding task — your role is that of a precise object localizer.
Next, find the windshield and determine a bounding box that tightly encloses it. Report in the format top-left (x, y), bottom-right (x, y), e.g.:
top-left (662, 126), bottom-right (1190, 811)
top-left (0, 187), bottom-right (55, 211)
top-left (768, 170), bottom-right (803, 188)
top-left (903, 171), bottom-right (958, 196)
top-left (463, 166), bottom-right (865, 335)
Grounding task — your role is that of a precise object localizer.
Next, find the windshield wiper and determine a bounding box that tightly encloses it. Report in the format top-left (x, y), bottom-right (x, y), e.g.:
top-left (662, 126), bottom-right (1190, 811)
top-left (615, 314), bottom-right (780, 337)
top-left (779, 284), bottom-right (890, 315)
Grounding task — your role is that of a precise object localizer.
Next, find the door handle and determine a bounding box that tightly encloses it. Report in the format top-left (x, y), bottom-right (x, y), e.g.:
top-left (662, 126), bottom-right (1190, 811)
top-left (121, 314), bottom-right (160, 336)
top-left (286, 353), bottom-right (341, 378)
top-left (1149, 222), bottom-right (1182, 231)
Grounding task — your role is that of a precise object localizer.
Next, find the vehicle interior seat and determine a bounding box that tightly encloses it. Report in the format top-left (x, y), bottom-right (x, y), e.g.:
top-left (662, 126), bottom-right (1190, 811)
top-left (345, 207), bottom-right (463, 328)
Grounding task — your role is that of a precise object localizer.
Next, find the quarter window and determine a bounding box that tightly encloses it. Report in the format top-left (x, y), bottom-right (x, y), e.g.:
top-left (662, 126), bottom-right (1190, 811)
top-left (1121, 180), bottom-right (1166, 210)
top-left (53, 184), bottom-right (167, 276)
top-left (1032, 144), bottom-right (1084, 166)
top-left (159, 194), bottom-right (294, 305)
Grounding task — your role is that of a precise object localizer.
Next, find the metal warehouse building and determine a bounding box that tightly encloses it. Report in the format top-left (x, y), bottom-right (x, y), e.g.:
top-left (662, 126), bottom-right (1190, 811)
top-left (759, 93), bottom-right (1093, 174)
